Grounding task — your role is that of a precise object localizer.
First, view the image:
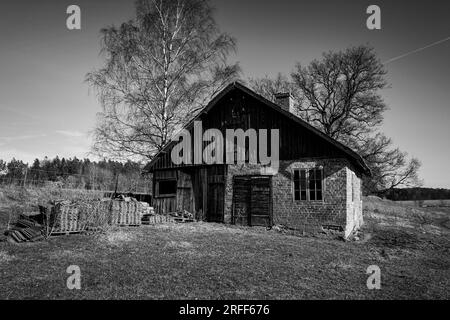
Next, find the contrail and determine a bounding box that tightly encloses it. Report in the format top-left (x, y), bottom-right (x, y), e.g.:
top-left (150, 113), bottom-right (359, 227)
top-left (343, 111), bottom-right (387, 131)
top-left (383, 36), bottom-right (450, 64)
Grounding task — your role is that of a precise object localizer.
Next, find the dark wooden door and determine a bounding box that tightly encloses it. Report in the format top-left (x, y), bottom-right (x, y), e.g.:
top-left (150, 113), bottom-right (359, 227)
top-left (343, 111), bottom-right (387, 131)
top-left (232, 175), bottom-right (272, 227)
top-left (206, 167), bottom-right (226, 222)
top-left (232, 176), bottom-right (251, 225)
top-left (249, 176), bottom-right (272, 226)
top-left (206, 180), bottom-right (225, 222)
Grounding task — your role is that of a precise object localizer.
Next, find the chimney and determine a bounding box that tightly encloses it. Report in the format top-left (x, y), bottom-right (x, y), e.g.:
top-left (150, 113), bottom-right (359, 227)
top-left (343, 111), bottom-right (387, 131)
top-left (274, 92), bottom-right (295, 113)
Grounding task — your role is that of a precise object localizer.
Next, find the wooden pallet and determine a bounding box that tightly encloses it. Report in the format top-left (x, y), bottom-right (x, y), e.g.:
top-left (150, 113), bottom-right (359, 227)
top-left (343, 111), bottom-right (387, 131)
top-left (107, 200), bottom-right (142, 226)
top-left (117, 224), bottom-right (141, 227)
top-left (141, 214), bottom-right (174, 224)
top-left (51, 203), bottom-right (86, 235)
top-left (174, 217), bottom-right (195, 223)
top-left (50, 230), bottom-right (85, 236)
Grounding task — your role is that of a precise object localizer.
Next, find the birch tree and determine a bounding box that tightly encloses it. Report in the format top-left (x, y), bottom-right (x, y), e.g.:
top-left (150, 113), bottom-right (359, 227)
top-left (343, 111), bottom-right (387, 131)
top-left (87, 0), bottom-right (240, 160)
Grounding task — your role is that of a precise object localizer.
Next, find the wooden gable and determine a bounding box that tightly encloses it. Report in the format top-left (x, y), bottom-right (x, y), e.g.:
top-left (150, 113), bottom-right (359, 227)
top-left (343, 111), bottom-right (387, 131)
top-left (145, 82), bottom-right (370, 175)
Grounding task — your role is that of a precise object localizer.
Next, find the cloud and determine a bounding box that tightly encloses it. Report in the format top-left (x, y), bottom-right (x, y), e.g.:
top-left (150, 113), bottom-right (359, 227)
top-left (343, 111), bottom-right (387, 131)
top-left (55, 130), bottom-right (85, 138)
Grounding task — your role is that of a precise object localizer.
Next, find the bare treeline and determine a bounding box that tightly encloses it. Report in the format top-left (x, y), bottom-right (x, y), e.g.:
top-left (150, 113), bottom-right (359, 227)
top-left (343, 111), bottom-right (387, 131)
top-left (0, 157), bottom-right (150, 193)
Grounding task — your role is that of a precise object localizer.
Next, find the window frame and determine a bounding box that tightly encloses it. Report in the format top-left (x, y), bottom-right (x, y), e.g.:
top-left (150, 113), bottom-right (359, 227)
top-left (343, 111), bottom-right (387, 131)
top-left (292, 168), bottom-right (324, 202)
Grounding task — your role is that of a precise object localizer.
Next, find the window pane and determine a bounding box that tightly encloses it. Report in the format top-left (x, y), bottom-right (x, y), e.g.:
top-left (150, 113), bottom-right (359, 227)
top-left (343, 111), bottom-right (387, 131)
top-left (309, 179), bottom-right (315, 190)
top-left (294, 190), bottom-right (300, 200)
top-left (316, 178), bottom-right (322, 190)
top-left (317, 190), bottom-right (322, 201)
top-left (300, 170), bottom-right (306, 180)
top-left (300, 178), bottom-right (306, 190)
top-left (309, 169), bottom-right (315, 180)
top-left (310, 190), bottom-right (316, 201)
top-left (294, 179), bottom-right (299, 191)
top-left (316, 169), bottom-right (322, 180)
top-left (294, 170), bottom-right (299, 180)
top-left (301, 191), bottom-right (307, 200)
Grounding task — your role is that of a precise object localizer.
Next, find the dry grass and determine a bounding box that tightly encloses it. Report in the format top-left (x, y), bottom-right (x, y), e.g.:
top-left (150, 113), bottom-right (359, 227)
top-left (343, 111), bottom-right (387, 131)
top-left (0, 251), bottom-right (15, 264)
top-left (0, 185), bottom-right (104, 223)
top-left (364, 196), bottom-right (450, 236)
top-left (0, 194), bottom-right (448, 300)
top-left (396, 199), bottom-right (450, 207)
top-left (100, 228), bottom-right (136, 245)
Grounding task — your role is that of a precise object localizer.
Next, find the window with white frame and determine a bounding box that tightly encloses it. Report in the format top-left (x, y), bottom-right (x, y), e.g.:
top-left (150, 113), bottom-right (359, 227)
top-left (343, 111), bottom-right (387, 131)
top-left (293, 168), bottom-right (323, 201)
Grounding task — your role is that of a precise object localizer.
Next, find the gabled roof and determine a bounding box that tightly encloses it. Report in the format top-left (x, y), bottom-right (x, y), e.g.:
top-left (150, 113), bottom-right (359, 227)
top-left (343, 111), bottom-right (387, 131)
top-left (144, 81), bottom-right (371, 176)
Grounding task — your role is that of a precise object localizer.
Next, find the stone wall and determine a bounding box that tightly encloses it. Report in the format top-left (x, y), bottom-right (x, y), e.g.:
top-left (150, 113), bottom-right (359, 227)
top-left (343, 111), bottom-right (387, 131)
top-left (224, 158), bottom-right (363, 237)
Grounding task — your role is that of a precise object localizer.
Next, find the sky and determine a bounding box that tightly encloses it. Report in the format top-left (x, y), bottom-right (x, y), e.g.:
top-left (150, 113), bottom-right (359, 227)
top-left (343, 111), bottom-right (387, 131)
top-left (0, 0), bottom-right (449, 188)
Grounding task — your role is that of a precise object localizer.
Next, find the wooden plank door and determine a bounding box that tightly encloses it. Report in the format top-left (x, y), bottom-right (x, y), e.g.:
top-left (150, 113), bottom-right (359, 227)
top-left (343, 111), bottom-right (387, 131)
top-left (232, 175), bottom-right (272, 227)
top-left (232, 176), bottom-right (251, 225)
top-left (206, 179), bottom-right (225, 222)
top-left (249, 176), bottom-right (272, 227)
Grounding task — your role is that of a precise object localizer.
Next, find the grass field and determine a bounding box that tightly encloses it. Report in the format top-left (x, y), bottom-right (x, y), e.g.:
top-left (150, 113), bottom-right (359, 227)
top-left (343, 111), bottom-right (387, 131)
top-left (396, 199), bottom-right (450, 207)
top-left (0, 190), bottom-right (449, 300)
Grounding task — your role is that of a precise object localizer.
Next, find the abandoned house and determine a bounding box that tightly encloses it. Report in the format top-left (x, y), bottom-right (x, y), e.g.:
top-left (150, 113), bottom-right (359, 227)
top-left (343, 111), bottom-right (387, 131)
top-left (143, 82), bottom-right (371, 238)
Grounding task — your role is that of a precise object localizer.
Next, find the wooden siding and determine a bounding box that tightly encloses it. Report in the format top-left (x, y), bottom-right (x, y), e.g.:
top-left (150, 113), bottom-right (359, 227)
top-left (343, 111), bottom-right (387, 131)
top-left (149, 89), bottom-right (348, 171)
top-left (153, 170), bottom-right (177, 214)
top-left (152, 166), bottom-right (226, 220)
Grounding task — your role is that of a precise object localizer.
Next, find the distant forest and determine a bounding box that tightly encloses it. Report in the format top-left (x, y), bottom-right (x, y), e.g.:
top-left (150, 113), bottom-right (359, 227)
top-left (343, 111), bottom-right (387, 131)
top-left (378, 187), bottom-right (450, 201)
top-left (0, 157), bottom-right (151, 194)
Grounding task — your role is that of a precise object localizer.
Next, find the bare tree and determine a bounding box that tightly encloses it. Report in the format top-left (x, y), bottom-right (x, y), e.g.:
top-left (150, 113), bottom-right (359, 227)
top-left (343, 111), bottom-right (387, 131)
top-left (87, 0), bottom-right (240, 160)
top-left (0, 159), bottom-right (6, 173)
top-left (248, 73), bottom-right (302, 105)
top-left (250, 45), bottom-right (422, 193)
top-left (354, 133), bottom-right (422, 193)
top-left (291, 46), bottom-right (388, 142)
